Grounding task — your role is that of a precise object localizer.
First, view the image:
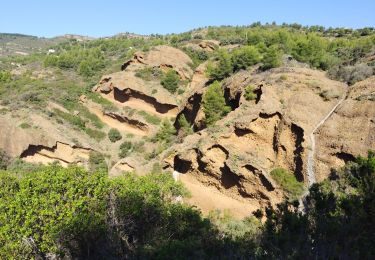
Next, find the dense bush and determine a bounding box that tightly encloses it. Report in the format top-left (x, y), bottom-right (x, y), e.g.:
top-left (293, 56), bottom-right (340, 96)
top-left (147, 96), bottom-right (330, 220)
top-left (44, 47), bottom-right (106, 77)
top-left (270, 167), bottom-right (305, 200)
top-left (207, 49), bottom-right (233, 81)
top-left (328, 63), bottom-right (374, 85)
top-left (203, 81), bottom-right (231, 126)
top-left (262, 151), bottom-right (375, 258)
top-left (231, 46), bottom-right (261, 71)
top-left (134, 67), bottom-right (162, 81)
top-left (154, 119), bottom-right (176, 143)
top-left (108, 128), bottom-right (122, 143)
top-left (160, 69), bottom-right (180, 93)
top-left (178, 114), bottom-right (193, 136)
top-left (88, 151), bottom-right (107, 172)
top-left (0, 71), bottom-right (11, 83)
top-left (244, 85), bottom-right (256, 101)
top-left (0, 151), bottom-right (374, 258)
top-left (261, 45), bottom-right (282, 70)
top-left (181, 46), bottom-right (209, 69)
top-left (0, 166), bottom-right (216, 259)
top-left (119, 141), bottom-right (133, 158)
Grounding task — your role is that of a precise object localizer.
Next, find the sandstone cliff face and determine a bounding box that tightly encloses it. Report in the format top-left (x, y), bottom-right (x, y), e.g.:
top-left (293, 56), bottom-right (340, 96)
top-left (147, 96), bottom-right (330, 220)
top-left (167, 67), bottom-right (348, 214)
top-left (94, 45), bottom-right (194, 119)
top-left (315, 76), bottom-right (375, 181)
top-left (0, 111), bottom-right (95, 166)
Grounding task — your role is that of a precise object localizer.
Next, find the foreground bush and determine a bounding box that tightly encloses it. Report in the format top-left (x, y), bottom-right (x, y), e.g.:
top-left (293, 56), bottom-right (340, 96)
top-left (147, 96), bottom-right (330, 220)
top-left (0, 150), bottom-right (374, 258)
top-left (0, 166), bottom-right (232, 259)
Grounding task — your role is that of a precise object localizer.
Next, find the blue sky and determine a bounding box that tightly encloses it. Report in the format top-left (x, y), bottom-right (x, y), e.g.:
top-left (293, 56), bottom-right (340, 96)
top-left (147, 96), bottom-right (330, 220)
top-left (1, 0), bottom-right (374, 38)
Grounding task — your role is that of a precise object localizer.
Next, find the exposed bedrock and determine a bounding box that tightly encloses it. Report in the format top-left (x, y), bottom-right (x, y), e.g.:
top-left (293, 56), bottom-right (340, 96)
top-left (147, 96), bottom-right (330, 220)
top-left (20, 142), bottom-right (92, 167)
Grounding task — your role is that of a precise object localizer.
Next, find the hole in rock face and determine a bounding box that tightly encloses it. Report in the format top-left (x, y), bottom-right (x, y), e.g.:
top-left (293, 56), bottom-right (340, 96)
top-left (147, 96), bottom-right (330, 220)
top-left (291, 123), bottom-right (305, 182)
top-left (174, 93), bottom-right (202, 131)
top-left (174, 155), bottom-right (192, 174)
top-left (254, 85), bottom-right (263, 104)
top-left (224, 88), bottom-right (241, 110)
top-left (334, 152), bottom-right (356, 163)
top-left (220, 163), bottom-right (240, 189)
top-left (234, 128), bottom-right (254, 137)
top-left (113, 88), bottom-right (178, 114)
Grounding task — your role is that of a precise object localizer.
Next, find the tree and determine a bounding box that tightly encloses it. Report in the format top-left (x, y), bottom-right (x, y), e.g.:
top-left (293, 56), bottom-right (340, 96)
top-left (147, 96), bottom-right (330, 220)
top-left (244, 85), bottom-right (257, 101)
top-left (261, 45), bottom-right (282, 70)
top-left (202, 81), bottom-right (231, 126)
top-left (155, 119), bottom-right (176, 143)
top-left (108, 128), bottom-right (122, 143)
top-left (178, 114), bottom-right (193, 135)
top-left (231, 46), bottom-right (261, 71)
top-left (160, 70), bottom-right (180, 93)
top-left (208, 49), bottom-right (233, 80)
top-left (119, 141), bottom-right (133, 158)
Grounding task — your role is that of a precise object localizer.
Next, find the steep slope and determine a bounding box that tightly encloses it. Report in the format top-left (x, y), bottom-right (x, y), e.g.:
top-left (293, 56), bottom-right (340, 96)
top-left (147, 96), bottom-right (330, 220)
top-left (315, 76), bottom-right (375, 181)
top-left (165, 67), bottom-right (347, 216)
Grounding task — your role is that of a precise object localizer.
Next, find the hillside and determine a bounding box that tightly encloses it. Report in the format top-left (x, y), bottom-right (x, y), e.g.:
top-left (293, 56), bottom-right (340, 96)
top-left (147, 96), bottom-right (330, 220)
top-left (0, 24), bottom-right (374, 258)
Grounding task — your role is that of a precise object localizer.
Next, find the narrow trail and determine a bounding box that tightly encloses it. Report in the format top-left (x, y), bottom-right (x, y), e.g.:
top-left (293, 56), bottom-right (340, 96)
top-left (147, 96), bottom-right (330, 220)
top-left (299, 89), bottom-right (348, 211)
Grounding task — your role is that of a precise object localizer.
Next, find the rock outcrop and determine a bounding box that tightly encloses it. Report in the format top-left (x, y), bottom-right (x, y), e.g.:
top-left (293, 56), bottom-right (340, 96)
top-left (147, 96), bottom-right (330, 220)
top-left (315, 76), bottom-right (375, 181)
top-left (166, 67), bottom-right (348, 216)
top-left (0, 112), bottom-right (95, 167)
top-left (94, 45), bottom-right (193, 118)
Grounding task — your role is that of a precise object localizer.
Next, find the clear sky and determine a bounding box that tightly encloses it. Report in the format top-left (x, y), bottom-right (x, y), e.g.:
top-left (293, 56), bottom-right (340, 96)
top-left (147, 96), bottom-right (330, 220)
top-left (1, 0), bottom-right (374, 38)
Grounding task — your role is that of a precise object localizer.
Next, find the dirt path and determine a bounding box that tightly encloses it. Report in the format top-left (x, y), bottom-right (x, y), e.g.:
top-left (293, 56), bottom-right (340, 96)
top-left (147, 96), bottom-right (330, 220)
top-left (174, 172), bottom-right (257, 219)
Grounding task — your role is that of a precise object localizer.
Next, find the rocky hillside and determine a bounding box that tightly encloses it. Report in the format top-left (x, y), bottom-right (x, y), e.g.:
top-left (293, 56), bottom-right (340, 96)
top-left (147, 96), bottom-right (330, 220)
top-left (0, 24), bottom-right (374, 218)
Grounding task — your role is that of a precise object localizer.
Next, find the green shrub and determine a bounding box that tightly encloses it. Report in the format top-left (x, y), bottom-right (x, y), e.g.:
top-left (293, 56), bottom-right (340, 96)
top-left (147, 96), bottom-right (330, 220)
top-left (0, 71), bottom-right (11, 83)
top-left (160, 70), bottom-right (180, 93)
top-left (108, 128), bottom-right (122, 143)
top-left (207, 49), bottom-right (232, 80)
top-left (154, 119), bottom-right (176, 143)
top-left (182, 47), bottom-right (209, 69)
top-left (231, 46), bottom-right (261, 71)
top-left (270, 168), bottom-right (304, 200)
top-left (119, 141), bottom-right (133, 158)
top-left (84, 128), bottom-right (106, 141)
top-left (261, 45), bottom-right (282, 71)
top-left (244, 85), bottom-right (256, 101)
top-left (0, 166), bottom-right (193, 258)
top-left (19, 122), bottom-right (31, 129)
top-left (88, 151), bottom-right (107, 172)
top-left (137, 110), bottom-right (161, 125)
top-left (178, 114), bottom-right (193, 135)
top-left (135, 67), bottom-right (162, 81)
top-left (202, 81), bottom-right (231, 126)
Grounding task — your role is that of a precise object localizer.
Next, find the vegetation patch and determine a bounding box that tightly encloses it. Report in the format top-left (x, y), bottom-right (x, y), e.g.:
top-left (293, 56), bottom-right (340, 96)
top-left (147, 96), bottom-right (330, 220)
top-left (135, 67), bottom-right (162, 81)
top-left (202, 81), bottom-right (231, 126)
top-left (270, 167), bottom-right (304, 200)
top-left (160, 69), bottom-right (180, 93)
top-left (108, 128), bottom-right (122, 143)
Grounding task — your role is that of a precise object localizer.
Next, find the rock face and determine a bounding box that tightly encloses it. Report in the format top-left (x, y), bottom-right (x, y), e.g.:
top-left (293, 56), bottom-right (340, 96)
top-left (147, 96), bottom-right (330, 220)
top-left (94, 45), bottom-right (194, 118)
top-left (167, 67), bottom-right (348, 216)
top-left (315, 76), bottom-right (375, 181)
top-left (0, 112), bottom-right (95, 167)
